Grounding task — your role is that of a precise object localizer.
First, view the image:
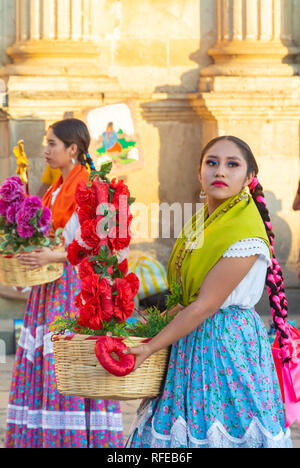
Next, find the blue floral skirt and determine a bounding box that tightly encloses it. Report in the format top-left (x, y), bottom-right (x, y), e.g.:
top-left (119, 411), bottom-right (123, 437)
top-left (127, 306), bottom-right (292, 448)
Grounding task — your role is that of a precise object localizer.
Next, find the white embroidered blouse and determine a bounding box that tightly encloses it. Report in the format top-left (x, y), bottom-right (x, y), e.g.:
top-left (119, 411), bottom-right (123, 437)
top-left (50, 187), bottom-right (79, 247)
top-left (220, 237), bottom-right (271, 309)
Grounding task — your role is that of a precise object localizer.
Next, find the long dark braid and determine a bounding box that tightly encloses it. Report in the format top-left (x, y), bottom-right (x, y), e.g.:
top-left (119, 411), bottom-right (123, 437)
top-left (249, 180), bottom-right (292, 363)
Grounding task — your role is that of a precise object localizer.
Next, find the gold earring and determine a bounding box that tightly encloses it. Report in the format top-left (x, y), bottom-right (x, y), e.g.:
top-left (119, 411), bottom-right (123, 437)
top-left (199, 189), bottom-right (206, 202)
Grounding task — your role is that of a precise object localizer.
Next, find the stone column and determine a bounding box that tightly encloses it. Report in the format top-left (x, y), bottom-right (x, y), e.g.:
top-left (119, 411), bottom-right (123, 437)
top-left (4, 0), bottom-right (104, 76)
top-left (195, 0), bottom-right (300, 304)
top-left (201, 0), bottom-right (300, 78)
top-left (0, 0), bottom-right (121, 193)
top-left (0, 110), bottom-right (10, 184)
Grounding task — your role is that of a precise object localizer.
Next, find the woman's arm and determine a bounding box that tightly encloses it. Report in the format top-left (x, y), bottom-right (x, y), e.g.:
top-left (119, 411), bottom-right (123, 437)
top-left (125, 254), bottom-right (258, 369)
top-left (18, 247), bottom-right (67, 269)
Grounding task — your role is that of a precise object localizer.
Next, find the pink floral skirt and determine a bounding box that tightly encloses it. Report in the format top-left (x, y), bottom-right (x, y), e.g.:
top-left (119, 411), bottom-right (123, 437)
top-left (5, 262), bottom-right (124, 448)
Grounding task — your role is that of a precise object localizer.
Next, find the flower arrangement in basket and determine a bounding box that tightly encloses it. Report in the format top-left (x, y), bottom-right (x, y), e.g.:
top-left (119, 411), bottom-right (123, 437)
top-left (51, 162), bottom-right (179, 400)
top-left (0, 141), bottom-right (64, 287)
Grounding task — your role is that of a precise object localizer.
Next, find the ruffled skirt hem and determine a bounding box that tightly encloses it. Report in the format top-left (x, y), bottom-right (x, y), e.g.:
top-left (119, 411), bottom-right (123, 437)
top-left (128, 404), bottom-right (292, 448)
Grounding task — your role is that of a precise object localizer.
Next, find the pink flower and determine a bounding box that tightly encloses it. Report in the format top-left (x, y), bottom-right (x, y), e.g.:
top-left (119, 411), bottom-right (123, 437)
top-left (22, 196), bottom-right (43, 218)
top-left (6, 197), bottom-right (25, 224)
top-left (0, 176), bottom-right (23, 202)
top-left (15, 196), bottom-right (45, 238)
top-left (16, 220), bottom-right (35, 238)
top-left (38, 206), bottom-right (51, 235)
top-left (0, 199), bottom-right (9, 217)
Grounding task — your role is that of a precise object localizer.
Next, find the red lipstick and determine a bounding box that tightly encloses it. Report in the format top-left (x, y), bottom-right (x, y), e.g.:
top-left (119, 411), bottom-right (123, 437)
top-left (212, 181), bottom-right (228, 187)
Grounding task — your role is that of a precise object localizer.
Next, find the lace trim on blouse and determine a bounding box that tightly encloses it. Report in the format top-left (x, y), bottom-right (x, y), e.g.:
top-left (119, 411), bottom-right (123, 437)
top-left (223, 237), bottom-right (271, 266)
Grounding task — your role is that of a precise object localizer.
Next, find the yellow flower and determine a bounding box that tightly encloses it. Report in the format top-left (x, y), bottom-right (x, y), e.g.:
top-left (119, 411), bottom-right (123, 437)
top-left (13, 140), bottom-right (30, 184)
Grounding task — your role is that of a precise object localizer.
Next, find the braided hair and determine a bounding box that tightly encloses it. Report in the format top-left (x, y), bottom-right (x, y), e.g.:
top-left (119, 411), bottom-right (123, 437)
top-left (49, 118), bottom-right (96, 173)
top-left (82, 152), bottom-right (96, 173)
top-left (200, 135), bottom-right (293, 363)
top-left (249, 179), bottom-right (292, 363)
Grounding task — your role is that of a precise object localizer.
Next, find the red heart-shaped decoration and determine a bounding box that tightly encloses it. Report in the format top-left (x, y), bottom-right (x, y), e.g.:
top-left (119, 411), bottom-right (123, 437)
top-left (94, 336), bottom-right (135, 377)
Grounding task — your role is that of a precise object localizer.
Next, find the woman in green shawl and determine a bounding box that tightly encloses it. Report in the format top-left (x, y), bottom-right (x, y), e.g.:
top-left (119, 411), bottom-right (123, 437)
top-left (126, 136), bottom-right (293, 448)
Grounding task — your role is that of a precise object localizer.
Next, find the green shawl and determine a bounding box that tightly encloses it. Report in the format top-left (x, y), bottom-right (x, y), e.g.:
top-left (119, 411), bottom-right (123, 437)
top-left (167, 190), bottom-right (271, 306)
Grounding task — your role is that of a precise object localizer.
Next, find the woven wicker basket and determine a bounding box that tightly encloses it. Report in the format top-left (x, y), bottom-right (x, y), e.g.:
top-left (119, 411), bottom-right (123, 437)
top-left (53, 334), bottom-right (170, 400)
top-left (0, 246), bottom-right (64, 287)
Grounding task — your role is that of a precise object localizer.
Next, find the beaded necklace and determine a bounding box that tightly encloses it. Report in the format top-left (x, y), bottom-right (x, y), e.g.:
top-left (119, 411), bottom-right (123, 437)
top-left (175, 190), bottom-right (250, 284)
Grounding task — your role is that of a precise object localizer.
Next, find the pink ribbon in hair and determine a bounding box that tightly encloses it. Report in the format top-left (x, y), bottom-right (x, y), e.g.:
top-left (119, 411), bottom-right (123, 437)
top-left (272, 322), bottom-right (300, 428)
top-left (248, 177), bottom-right (259, 192)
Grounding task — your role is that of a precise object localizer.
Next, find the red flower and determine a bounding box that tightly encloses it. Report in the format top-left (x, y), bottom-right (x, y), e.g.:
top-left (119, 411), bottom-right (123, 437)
top-left (112, 273), bottom-right (139, 322)
top-left (110, 178), bottom-right (130, 208)
top-left (118, 259), bottom-right (128, 276)
top-left (75, 180), bottom-right (96, 210)
top-left (67, 239), bottom-right (89, 266)
top-left (81, 218), bottom-right (100, 249)
top-left (78, 257), bottom-right (95, 280)
top-left (92, 179), bottom-right (109, 206)
top-left (98, 278), bottom-right (114, 321)
top-left (77, 301), bottom-right (103, 331)
top-left (77, 207), bottom-right (95, 224)
top-left (81, 272), bottom-right (103, 306)
top-left (109, 212), bottom-right (132, 251)
top-left (125, 272), bottom-right (140, 297)
top-left (75, 291), bottom-right (104, 331)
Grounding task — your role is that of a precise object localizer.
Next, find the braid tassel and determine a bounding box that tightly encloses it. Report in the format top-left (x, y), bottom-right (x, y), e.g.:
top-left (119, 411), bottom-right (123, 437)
top-left (82, 153), bottom-right (96, 174)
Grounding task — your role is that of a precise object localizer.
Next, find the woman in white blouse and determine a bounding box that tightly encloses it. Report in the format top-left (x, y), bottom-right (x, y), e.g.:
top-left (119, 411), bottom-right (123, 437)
top-left (125, 135), bottom-right (293, 448)
top-left (5, 119), bottom-right (124, 448)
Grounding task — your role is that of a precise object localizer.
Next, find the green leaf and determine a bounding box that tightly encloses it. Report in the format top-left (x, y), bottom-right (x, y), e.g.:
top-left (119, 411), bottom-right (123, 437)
top-left (127, 306), bottom-right (174, 338)
top-left (89, 162), bottom-right (113, 182)
top-left (105, 255), bottom-right (118, 267)
top-left (54, 227), bottom-right (64, 244)
top-left (42, 237), bottom-right (51, 248)
top-left (166, 280), bottom-right (182, 311)
top-left (99, 161), bottom-right (113, 176)
top-left (98, 244), bottom-right (110, 259)
top-left (128, 197), bottom-right (136, 206)
top-left (108, 187), bottom-right (116, 203)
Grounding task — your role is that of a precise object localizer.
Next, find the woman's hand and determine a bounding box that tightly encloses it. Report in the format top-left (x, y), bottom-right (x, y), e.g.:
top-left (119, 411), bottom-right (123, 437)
top-left (123, 342), bottom-right (152, 371)
top-left (18, 247), bottom-right (54, 270)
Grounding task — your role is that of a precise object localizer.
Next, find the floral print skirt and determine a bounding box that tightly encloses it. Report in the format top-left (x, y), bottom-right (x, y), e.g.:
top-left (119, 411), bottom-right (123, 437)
top-left (5, 262), bottom-right (123, 448)
top-left (127, 305), bottom-right (292, 448)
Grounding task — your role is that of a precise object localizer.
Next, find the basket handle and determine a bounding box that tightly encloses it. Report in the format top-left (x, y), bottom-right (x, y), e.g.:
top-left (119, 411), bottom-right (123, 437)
top-left (51, 330), bottom-right (67, 342)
